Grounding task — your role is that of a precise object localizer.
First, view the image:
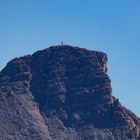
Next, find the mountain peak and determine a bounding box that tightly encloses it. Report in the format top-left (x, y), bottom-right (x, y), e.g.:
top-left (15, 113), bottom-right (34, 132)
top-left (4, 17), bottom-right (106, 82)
top-left (0, 45), bottom-right (140, 140)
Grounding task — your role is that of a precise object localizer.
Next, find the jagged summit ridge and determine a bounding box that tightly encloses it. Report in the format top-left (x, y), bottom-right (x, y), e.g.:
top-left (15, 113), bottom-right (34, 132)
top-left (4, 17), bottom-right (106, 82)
top-left (0, 45), bottom-right (140, 140)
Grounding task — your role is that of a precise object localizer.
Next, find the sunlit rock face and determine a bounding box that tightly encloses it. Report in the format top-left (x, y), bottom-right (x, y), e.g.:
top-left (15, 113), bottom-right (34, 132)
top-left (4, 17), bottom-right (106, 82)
top-left (0, 45), bottom-right (140, 140)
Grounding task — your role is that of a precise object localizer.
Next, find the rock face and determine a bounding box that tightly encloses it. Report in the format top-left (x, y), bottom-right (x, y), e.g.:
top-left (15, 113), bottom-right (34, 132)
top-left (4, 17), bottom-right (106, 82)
top-left (0, 45), bottom-right (140, 140)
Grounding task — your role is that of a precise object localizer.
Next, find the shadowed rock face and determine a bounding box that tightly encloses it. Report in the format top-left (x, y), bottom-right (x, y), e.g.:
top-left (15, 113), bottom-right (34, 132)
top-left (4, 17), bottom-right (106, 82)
top-left (0, 45), bottom-right (140, 140)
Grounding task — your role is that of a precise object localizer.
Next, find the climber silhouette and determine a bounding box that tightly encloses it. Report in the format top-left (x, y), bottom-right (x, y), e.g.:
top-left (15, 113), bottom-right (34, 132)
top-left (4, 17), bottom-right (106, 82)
top-left (61, 42), bottom-right (64, 45)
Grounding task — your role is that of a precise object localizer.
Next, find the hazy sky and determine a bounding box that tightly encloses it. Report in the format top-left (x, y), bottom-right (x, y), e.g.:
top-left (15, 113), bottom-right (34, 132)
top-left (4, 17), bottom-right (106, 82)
top-left (0, 0), bottom-right (140, 116)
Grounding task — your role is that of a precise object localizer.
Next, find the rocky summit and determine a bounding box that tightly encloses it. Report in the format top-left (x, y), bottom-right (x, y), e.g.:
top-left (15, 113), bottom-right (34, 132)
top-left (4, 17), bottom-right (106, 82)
top-left (0, 45), bottom-right (140, 140)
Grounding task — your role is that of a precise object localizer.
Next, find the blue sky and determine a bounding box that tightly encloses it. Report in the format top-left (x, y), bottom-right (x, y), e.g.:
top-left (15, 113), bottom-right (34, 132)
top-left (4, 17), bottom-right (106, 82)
top-left (0, 0), bottom-right (140, 116)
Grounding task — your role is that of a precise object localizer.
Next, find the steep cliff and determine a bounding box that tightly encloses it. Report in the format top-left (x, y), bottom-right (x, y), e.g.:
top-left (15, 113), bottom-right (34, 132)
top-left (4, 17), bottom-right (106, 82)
top-left (0, 45), bottom-right (140, 140)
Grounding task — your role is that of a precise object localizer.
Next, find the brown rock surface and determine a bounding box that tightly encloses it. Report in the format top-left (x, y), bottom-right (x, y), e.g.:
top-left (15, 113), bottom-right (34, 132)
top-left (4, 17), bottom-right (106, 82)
top-left (0, 45), bottom-right (140, 140)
